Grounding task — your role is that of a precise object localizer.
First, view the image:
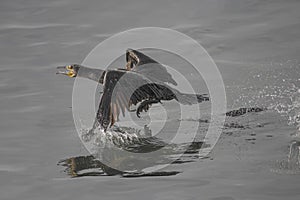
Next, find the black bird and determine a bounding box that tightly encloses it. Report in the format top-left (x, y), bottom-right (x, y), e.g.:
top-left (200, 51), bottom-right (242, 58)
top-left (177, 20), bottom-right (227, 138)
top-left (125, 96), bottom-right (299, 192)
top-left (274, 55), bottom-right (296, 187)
top-left (57, 49), bottom-right (209, 132)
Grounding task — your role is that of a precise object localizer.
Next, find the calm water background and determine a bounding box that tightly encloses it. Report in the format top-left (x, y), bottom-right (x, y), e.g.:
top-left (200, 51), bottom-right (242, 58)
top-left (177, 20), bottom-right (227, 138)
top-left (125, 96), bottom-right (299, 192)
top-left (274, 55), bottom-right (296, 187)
top-left (0, 0), bottom-right (300, 199)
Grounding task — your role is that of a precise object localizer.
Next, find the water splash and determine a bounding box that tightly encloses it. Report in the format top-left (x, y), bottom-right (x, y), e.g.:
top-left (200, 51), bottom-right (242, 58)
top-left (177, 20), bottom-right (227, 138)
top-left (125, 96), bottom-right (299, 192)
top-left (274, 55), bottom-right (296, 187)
top-left (272, 140), bottom-right (300, 174)
top-left (79, 126), bottom-right (141, 148)
top-left (231, 60), bottom-right (300, 134)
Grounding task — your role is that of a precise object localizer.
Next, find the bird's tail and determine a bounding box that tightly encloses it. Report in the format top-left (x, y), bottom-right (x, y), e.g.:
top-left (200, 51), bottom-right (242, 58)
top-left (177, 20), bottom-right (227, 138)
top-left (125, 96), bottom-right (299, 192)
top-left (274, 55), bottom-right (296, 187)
top-left (174, 91), bottom-right (209, 105)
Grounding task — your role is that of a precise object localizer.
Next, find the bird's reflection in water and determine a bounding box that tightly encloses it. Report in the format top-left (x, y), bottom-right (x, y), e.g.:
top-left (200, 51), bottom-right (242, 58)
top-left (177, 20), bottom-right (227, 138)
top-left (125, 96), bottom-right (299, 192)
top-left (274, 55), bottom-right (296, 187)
top-left (58, 126), bottom-right (208, 178)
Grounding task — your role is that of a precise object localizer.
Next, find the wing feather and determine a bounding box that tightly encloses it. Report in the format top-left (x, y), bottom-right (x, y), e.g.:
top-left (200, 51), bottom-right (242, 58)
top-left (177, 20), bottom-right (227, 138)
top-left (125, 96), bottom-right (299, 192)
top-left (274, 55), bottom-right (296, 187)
top-left (96, 70), bottom-right (167, 131)
top-left (126, 49), bottom-right (177, 85)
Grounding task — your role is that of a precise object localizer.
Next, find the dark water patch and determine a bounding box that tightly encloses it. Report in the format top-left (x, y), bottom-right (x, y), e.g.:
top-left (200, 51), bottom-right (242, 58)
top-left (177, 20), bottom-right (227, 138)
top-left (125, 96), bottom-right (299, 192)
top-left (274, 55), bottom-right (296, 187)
top-left (226, 107), bottom-right (266, 117)
top-left (223, 122), bottom-right (248, 129)
top-left (178, 118), bottom-right (210, 123)
top-left (245, 138), bottom-right (256, 141)
top-left (121, 171), bottom-right (180, 178)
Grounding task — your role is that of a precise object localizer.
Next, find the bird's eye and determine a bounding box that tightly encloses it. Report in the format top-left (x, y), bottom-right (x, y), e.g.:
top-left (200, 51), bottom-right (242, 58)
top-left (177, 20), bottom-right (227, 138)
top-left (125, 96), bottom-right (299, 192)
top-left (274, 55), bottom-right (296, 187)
top-left (66, 65), bottom-right (73, 70)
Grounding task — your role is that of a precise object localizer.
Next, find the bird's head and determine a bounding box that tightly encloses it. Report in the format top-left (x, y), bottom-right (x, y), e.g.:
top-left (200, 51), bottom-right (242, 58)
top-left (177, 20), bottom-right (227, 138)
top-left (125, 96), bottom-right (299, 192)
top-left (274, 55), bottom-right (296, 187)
top-left (126, 49), bottom-right (140, 69)
top-left (126, 48), bottom-right (157, 68)
top-left (56, 64), bottom-right (80, 78)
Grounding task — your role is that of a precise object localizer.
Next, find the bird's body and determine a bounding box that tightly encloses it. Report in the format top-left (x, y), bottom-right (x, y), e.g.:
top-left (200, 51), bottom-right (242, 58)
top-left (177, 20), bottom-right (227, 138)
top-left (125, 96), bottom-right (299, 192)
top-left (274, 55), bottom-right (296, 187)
top-left (57, 49), bottom-right (209, 132)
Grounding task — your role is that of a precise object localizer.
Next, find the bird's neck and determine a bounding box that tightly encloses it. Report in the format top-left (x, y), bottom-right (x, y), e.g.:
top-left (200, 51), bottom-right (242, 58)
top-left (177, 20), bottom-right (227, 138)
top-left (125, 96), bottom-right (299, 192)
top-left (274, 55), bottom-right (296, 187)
top-left (78, 66), bottom-right (104, 83)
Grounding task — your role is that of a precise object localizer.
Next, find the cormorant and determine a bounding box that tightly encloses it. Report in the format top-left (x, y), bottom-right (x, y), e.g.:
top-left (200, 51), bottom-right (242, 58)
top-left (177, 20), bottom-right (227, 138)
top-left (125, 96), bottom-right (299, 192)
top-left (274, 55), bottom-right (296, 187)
top-left (57, 49), bottom-right (209, 132)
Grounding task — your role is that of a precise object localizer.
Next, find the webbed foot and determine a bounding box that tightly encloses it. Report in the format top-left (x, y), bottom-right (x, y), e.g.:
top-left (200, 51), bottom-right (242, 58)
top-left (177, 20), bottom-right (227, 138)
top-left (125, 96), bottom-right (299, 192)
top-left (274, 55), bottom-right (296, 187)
top-left (136, 99), bottom-right (161, 118)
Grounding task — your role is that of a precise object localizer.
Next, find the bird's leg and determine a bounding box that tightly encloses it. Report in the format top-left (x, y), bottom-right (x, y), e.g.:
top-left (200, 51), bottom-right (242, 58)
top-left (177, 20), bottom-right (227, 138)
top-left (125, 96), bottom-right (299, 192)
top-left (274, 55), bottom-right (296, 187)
top-left (136, 99), bottom-right (161, 118)
top-left (86, 119), bottom-right (100, 137)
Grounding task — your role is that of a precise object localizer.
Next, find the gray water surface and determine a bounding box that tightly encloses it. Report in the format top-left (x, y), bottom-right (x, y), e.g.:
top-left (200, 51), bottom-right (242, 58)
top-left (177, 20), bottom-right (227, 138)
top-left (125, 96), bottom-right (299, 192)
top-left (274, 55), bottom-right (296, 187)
top-left (1, 0), bottom-right (300, 199)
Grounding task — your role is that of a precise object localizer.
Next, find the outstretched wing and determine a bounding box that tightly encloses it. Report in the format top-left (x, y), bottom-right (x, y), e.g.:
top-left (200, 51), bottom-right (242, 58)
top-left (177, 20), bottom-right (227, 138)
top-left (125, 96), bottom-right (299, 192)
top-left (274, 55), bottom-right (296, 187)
top-left (96, 70), bottom-right (168, 131)
top-left (126, 49), bottom-right (177, 86)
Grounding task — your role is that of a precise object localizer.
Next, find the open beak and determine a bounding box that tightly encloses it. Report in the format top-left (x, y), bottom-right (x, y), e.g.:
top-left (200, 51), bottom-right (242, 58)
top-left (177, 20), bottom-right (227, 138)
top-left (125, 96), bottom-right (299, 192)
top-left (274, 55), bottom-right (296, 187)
top-left (56, 66), bottom-right (76, 77)
top-left (56, 66), bottom-right (69, 75)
